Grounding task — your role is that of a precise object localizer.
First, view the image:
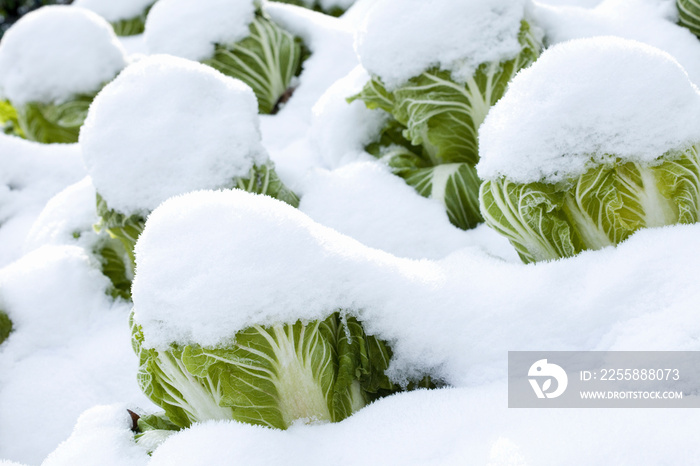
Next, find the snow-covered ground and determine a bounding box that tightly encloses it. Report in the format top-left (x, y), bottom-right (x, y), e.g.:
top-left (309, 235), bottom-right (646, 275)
top-left (2, 0), bottom-right (700, 464)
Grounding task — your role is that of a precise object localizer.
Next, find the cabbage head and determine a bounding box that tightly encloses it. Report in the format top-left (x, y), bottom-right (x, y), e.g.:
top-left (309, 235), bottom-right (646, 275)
top-left (204, 10), bottom-right (305, 114)
top-left (350, 20), bottom-right (542, 230)
top-left (678, 0), bottom-right (700, 37)
top-left (480, 145), bottom-right (700, 263)
top-left (131, 312), bottom-right (398, 430)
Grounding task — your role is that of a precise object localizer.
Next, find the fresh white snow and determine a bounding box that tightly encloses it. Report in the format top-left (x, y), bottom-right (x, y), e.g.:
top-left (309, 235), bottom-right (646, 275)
top-left (2, 1), bottom-right (700, 464)
top-left (477, 37), bottom-right (700, 184)
top-left (0, 135), bottom-right (85, 267)
top-left (0, 6), bottom-right (127, 105)
top-left (144, 0), bottom-right (256, 61)
top-left (532, 0), bottom-right (700, 85)
top-left (80, 55), bottom-right (266, 216)
top-left (73, 0), bottom-right (154, 23)
top-left (354, 0), bottom-right (531, 89)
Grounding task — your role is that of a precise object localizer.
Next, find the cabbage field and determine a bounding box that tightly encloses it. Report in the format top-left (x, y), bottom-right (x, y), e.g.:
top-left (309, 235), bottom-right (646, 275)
top-left (1, 0), bottom-right (700, 464)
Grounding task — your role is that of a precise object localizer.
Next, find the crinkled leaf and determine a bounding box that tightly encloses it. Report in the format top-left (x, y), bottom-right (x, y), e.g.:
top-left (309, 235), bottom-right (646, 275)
top-left (0, 100), bottom-right (24, 138)
top-left (481, 146), bottom-right (700, 263)
top-left (480, 178), bottom-right (580, 263)
top-left (236, 163), bottom-right (300, 208)
top-left (95, 236), bottom-right (134, 300)
top-left (678, 0), bottom-right (700, 37)
top-left (16, 92), bottom-right (96, 144)
top-left (205, 12), bottom-right (304, 114)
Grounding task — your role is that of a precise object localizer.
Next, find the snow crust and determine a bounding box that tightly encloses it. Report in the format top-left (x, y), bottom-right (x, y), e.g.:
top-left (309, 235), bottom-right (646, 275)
top-left (74, 0), bottom-right (155, 23)
top-left (0, 6), bottom-right (127, 105)
top-left (532, 0), bottom-right (700, 86)
top-left (144, 0), bottom-right (256, 61)
top-left (478, 37), bottom-right (700, 184)
top-left (354, 0), bottom-right (529, 89)
top-left (80, 55), bottom-right (266, 216)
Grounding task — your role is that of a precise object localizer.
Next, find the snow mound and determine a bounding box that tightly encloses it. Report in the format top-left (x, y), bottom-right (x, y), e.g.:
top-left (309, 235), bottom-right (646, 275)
top-left (42, 405), bottom-right (148, 466)
top-left (74, 0), bottom-right (155, 23)
top-left (477, 36), bottom-right (700, 184)
top-left (354, 0), bottom-right (529, 89)
top-left (532, 0), bottom-right (700, 86)
top-left (144, 0), bottom-right (256, 61)
top-left (0, 134), bottom-right (84, 266)
top-left (0, 6), bottom-right (127, 105)
top-left (80, 55), bottom-right (266, 216)
top-left (24, 177), bottom-right (99, 253)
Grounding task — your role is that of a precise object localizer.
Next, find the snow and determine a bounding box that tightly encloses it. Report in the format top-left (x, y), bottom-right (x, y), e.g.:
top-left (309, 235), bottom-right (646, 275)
top-left (80, 55), bottom-right (266, 217)
top-left (309, 66), bottom-right (389, 168)
top-left (3, 0), bottom-right (700, 463)
top-left (143, 385), bottom-right (700, 465)
top-left (73, 0), bottom-right (155, 23)
top-left (532, 0), bottom-right (700, 85)
top-left (144, 0), bottom-right (256, 61)
top-left (0, 135), bottom-right (85, 267)
top-left (298, 162), bottom-right (515, 261)
top-left (43, 405), bottom-right (148, 466)
top-left (0, 6), bottom-right (127, 105)
top-left (24, 177), bottom-right (99, 253)
top-left (354, 0), bottom-right (530, 89)
top-left (0, 246), bottom-right (146, 464)
top-left (477, 37), bottom-right (700, 184)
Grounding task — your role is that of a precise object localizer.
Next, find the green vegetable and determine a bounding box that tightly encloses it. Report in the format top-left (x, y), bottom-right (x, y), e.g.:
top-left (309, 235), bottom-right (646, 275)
top-left (131, 312), bottom-right (399, 429)
top-left (94, 163), bottom-right (299, 294)
top-left (14, 91), bottom-right (96, 144)
top-left (480, 146), bottom-right (700, 263)
top-left (678, 0), bottom-right (700, 37)
top-left (204, 11), bottom-right (304, 114)
top-left (350, 20), bottom-right (542, 230)
top-left (0, 310), bottom-right (12, 345)
top-left (0, 100), bottom-right (24, 137)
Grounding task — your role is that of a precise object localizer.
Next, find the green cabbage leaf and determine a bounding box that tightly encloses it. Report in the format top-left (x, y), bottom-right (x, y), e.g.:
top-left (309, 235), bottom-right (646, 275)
top-left (480, 146), bottom-right (700, 263)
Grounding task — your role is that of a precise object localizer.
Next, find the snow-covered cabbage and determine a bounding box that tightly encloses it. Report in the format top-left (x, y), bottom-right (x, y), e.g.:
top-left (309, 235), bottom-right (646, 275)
top-left (129, 190), bottom-right (432, 434)
top-left (478, 37), bottom-right (700, 263)
top-left (131, 312), bottom-right (397, 431)
top-left (74, 0), bottom-right (157, 36)
top-left (350, 1), bottom-right (543, 230)
top-left (145, 0), bottom-right (305, 114)
top-left (678, 0), bottom-right (700, 37)
top-left (81, 56), bottom-right (299, 293)
top-left (0, 6), bottom-right (127, 143)
top-left (0, 310), bottom-right (11, 345)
